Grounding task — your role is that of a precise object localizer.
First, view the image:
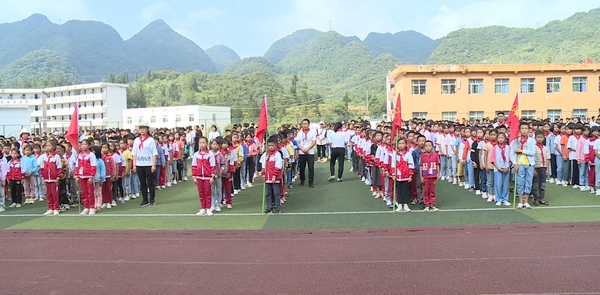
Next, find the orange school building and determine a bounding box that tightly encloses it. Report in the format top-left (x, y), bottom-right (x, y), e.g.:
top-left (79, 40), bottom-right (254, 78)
top-left (387, 63), bottom-right (600, 122)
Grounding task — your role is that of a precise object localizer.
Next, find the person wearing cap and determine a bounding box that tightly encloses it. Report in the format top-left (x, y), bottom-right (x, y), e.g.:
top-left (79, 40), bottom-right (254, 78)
top-left (316, 121), bottom-right (328, 163)
top-left (132, 122), bottom-right (158, 207)
top-left (18, 129), bottom-right (31, 153)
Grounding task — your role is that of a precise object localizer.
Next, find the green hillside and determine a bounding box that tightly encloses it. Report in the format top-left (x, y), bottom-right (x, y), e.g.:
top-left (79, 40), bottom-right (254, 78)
top-left (206, 45), bottom-right (241, 72)
top-left (363, 31), bottom-right (443, 63)
top-left (263, 29), bottom-right (323, 64)
top-left (221, 57), bottom-right (280, 77)
top-left (0, 49), bottom-right (82, 87)
top-left (430, 8), bottom-right (600, 64)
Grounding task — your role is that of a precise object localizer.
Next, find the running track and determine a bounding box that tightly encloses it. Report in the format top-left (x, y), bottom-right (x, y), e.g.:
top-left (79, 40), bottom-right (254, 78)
top-left (2, 223), bottom-right (600, 294)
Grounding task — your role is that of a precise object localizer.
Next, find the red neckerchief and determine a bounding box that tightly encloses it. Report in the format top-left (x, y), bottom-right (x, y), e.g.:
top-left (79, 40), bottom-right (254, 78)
top-left (536, 143), bottom-right (545, 164)
top-left (138, 135), bottom-right (149, 149)
top-left (302, 129), bottom-right (309, 141)
top-left (544, 131), bottom-right (550, 137)
top-left (490, 140), bottom-right (497, 147)
top-left (66, 152), bottom-right (72, 159)
top-left (552, 131), bottom-right (559, 136)
top-left (574, 134), bottom-right (581, 140)
top-left (497, 143), bottom-right (507, 162)
top-left (520, 136), bottom-right (528, 148)
top-left (590, 137), bottom-right (597, 143)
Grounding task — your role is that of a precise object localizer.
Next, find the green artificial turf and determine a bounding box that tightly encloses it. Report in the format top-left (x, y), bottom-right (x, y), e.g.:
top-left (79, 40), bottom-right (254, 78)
top-left (0, 160), bottom-right (599, 230)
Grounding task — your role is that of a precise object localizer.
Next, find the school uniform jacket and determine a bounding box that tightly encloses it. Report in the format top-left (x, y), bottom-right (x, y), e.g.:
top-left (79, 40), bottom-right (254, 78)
top-left (510, 137), bottom-right (536, 166)
top-left (391, 150), bottom-right (415, 182)
top-left (191, 151), bottom-right (216, 180)
top-left (38, 153), bottom-right (63, 182)
top-left (7, 159), bottom-right (25, 181)
top-left (76, 151), bottom-right (97, 179)
top-left (260, 151), bottom-right (283, 183)
top-left (103, 154), bottom-right (116, 178)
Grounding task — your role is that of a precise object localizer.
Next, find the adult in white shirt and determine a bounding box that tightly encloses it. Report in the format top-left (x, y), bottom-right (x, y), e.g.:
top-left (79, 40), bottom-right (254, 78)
top-left (316, 122), bottom-right (328, 162)
top-left (208, 125), bottom-right (220, 142)
top-left (132, 122), bottom-right (158, 207)
top-left (492, 112), bottom-right (508, 128)
top-left (328, 122), bottom-right (347, 181)
top-left (295, 119), bottom-right (317, 187)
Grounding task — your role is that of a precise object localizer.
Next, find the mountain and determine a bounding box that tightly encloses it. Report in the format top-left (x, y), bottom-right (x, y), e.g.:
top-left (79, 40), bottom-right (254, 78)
top-left (263, 29), bottom-right (323, 64)
top-left (221, 57), bottom-right (280, 77)
top-left (0, 49), bottom-right (83, 86)
top-left (206, 45), bottom-right (241, 72)
top-left (363, 31), bottom-right (443, 63)
top-left (126, 19), bottom-right (216, 74)
top-left (429, 8), bottom-right (600, 64)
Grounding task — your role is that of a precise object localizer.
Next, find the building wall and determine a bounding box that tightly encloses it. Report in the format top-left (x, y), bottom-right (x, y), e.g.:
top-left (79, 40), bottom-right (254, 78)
top-left (388, 64), bottom-right (600, 121)
top-left (122, 105), bottom-right (231, 131)
top-left (0, 82), bottom-right (128, 132)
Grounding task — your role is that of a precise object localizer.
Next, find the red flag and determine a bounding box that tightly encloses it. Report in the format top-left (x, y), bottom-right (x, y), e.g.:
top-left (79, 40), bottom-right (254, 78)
top-left (66, 103), bottom-right (79, 152)
top-left (391, 93), bottom-right (403, 142)
top-left (506, 93), bottom-right (520, 142)
top-left (256, 95), bottom-right (268, 144)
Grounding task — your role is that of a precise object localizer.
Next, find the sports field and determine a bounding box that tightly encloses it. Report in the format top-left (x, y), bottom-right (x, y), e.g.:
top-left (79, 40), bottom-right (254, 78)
top-left (1, 161), bottom-right (598, 231)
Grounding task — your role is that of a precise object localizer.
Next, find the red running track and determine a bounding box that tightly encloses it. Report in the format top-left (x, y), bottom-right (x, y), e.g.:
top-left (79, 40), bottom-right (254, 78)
top-left (1, 223), bottom-right (600, 294)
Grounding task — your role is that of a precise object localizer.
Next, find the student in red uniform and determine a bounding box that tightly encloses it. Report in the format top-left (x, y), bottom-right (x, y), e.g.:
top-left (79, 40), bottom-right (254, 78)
top-left (101, 143), bottom-right (115, 209)
top-left (392, 138), bottom-right (415, 212)
top-left (76, 139), bottom-right (97, 215)
top-left (421, 140), bottom-right (441, 211)
top-left (261, 136), bottom-right (284, 214)
top-left (192, 137), bottom-right (216, 216)
top-left (38, 141), bottom-right (63, 216)
top-left (7, 149), bottom-right (25, 208)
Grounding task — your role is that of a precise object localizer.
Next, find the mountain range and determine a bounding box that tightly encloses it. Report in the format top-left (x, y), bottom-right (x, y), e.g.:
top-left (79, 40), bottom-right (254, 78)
top-left (2, 8), bottom-right (600, 99)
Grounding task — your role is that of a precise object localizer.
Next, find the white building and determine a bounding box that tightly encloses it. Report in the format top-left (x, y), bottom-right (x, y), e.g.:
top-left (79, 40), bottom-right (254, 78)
top-left (122, 105), bottom-right (231, 131)
top-left (0, 82), bottom-right (128, 134)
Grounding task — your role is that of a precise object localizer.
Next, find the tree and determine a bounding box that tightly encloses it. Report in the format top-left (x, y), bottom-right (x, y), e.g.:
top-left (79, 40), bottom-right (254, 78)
top-left (127, 83), bottom-right (147, 108)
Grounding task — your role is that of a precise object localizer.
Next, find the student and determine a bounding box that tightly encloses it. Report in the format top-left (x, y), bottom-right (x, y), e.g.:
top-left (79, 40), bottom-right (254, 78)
top-left (316, 121), bottom-right (328, 163)
top-left (328, 123), bottom-right (348, 182)
top-left (594, 130), bottom-right (600, 196)
top-left (245, 133), bottom-right (258, 188)
top-left (221, 137), bottom-right (235, 209)
top-left (38, 141), bottom-right (63, 216)
top-left (483, 129), bottom-right (498, 202)
top-left (111, 142), bottom-right (124, 204)
top-left (436, 124), bottom-right (447, 180)
top-left (154, 138), bottom-right (166, 191)
top-left (576, 126), bottom-right (590, 191)
top-left (370, 131), bottom-right (383, 198)
top-left (510, 122), bottom-right (536, 209)
top-left (295, 119), bottom-right (317, 188)
top-left (32, 144), bottom-right (45, 202)
top-left (168, 134), bottom-right (180, 185)
top-left (210, 137), bottom-right (225, 212)
top-left (554, 124), bottom-right (566, 186)
top-left (472, 128), bottom-right (484, 195)
top-left (562, 125), bottom-right (573, 186)
top-left (7, 149), bottom-right (25, 208)
top-left (56, 145), bottom-right (70, 211)
top-left (491, 133), bottom-right (512, 206)
top-left (546, 123), bottom-right (558, 183)
top-left (64, 142), bottom-right (78, 205)
top-left (20, 146), bottom-right (38, 205)
top-left (392, 138), bottom-right (415, 212)
top-left (0, 150), bottom-right (6, 212)
top-left (411, 135), bottom-right (426, 208)
top-left (421, 140), bottom-right (440, 211)
top-left (192, 137), bottom-right (216, 216)
top-left (77, 139), bottom-right (97, 215)
top-left (132, 123), bottom-right (158, 207)
top-left (101, 143), bottom-right (115, 209)
top-left (261, 136), bottom-right (284, 214)
top-left (231, 132), bottom-right (244, 194)
top-left (533, 131), bottom-right (550, 206)
top-left (586, 127), bottom-right (598, 194)
top-left (91, 146), bottom-right (106, 213)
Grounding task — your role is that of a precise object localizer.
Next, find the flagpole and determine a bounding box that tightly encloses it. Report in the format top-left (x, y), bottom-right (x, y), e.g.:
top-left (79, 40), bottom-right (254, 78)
top-left (261, 130), bottom-right (267, 214)
top-left (393, 130), bottom-right (399, 212)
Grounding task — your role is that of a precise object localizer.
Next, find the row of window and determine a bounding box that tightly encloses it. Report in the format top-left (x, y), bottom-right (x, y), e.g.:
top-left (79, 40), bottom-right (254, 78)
top-left (42, 101), bottom-right (104, 110)
top-left (411, 77), bottom-right (594, 95)
top-left (126, 113), bottom-right (219, 125)
top-left (0, 88), bottom-right (102, 100)
top-left (413, 109), bottom-right (589, 121)
top-left (32, 114), bottom-right (105, 123)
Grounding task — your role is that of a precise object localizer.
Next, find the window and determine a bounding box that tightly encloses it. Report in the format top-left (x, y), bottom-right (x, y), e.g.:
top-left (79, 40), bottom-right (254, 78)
top-left (442, 112), bottom-right (457, 122)
top-left (92, 89), bottom-right (95, 94)
top-left (188, 114), bottom-right (194, 122)
top-left (34, 106), bottom-right (39, 111)
top-left (138, 116), bottom-right (143, 124)
top-left (83, 114), bottom-right (87, 120)
top-left (212, 114), bottom-right (216, 122)
top-left (150, 115), bottom-right (156, 123)
top-left (547, 110), bottom-right (561, 122)
top-left (163, 115), bottom-right (168, 123)
top-left (468, 79), bottom-right (483, 94)
top-left (521, 78), bottom-right (535, 93)
top-left (127, 117), bottom-right (132, 124)
top-left (101, 88), bottom-right (104, 93)
top-left (573, 109), bottom-right (587, 118)
top-left (441, 79), bottom-right (456, 94)
top-left (92, 101), bottom-right (95, 107)
top-left (101, 114), bottom-right (104, 119)
top-left (83, 90), bottom-right (86, 95)
top-left (495, 78), bottom-right (510, 94)
top-left (572, 77), bottom-right (587, 92)
top-left (521, 110), bottom-right (536, 119)
top-left (175, 114), bottom-right (181, 122)
top-left (547, 77), bottom-right (561, 93)
top-left (411, 80), bottom-right (427, 95)
top-left (412, 112), bottom-right (427, 119)
top-left (92, 114), bottom-right (96, 120)
top-left (100, 101), bottom-right (104, 106)
top-left (469, 111), bottom-right (484, 120)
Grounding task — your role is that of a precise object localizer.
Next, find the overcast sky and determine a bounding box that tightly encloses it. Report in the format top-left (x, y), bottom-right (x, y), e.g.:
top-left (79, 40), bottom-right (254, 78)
top-left (1, 0), bottom-right (598, 57)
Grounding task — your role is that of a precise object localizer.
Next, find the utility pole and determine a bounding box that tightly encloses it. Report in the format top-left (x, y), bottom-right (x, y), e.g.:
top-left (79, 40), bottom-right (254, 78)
top-left (366, 90), bottom-right (369, 116)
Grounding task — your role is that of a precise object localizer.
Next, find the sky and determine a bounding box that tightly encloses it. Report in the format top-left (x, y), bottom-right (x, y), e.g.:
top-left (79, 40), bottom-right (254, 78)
top-left (1, 0), bottom-right (599, 58)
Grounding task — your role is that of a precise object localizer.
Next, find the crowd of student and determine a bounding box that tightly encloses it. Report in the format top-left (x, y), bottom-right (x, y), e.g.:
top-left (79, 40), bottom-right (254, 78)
top-left (2, 114), bottom-right (598, 216)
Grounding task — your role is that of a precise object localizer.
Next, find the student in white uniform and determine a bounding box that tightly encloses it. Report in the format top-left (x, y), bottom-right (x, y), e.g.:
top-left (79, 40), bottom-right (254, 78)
top-left (131, 122), bottom-right (158, 207)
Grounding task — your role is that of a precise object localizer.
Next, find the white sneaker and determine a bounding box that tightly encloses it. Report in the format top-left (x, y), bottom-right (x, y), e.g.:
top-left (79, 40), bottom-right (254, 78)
top-left (80, 208), bottom-right (89, 215)
top-left (573, 185), bottom-right (579, 189)
top-left (246, 182), bottom-right (253, 188)
top-left (524, 203), bottom-right (532, 209)
top-left (590, 188), bottom-right (596, 194)
top-left (43, 210), bottom-right (54, 216)
top-left (9, 203), bottom-right (17, 208)
top-left (167, 182), bottom-right (171, 187)
top-left (196, 209), bottom-right (206, 216)
top-left (111, 201), bottom-right (117, 207)
top-left (441, 176), bottom-right (446, 181)
top-left (482, 192), bottom-right (488, 199)
top-left (53, 210), bottom-right (60, 216)
top-left (226, 204), bottom-right (232, 209)
top-left (548, 178), bottom-right (555, 183)
top-left (579, 186), bottom-right (586, 192)
top-left (502, 201), bottom-right (511, 206)
top-left (328, 176), bottom-right (336, 182)
top-left (206, 209), bottom-right (213, 216)
top-left (464, 184), bottom-right (469, 190)
top-left (0, 207), bottom-right (5, 212)
top-left (88, 209), bottom-right (96, 215)
top-left (210, 206), bottom-right (215, 211)
top-left (562, 182), bottom-right (568, 187)
top-left (596, 190), bottom-right (600, 196)
top-left (475, 190), bottom-right (481, 195)
top-left (516, 203), bottom-right (523, 209)
top-left (16, 203), bottom-right (21, 208)
top-left (453, 180), bottom-right (458, 185)
top-left (487, 195), bottom-right (494, 202)
top-left (135, 193), bottom-right (140, 198)
top-left (124, 196), bottom-right (131, 201)
top-left (215, 206), bottom-right (221, 212)
top-left (183, 176), bottom-right (188, 181)
top-left (361, 177), bottom-right (365, 182)
top-left (106, 203), bottom-right (112, 209)
top-left (161, 186), bottom-right (166, 189)
top-left (172, 181), bottom-right (177, 185)
top-left (395, 206), bottom-right (403, 212)
top-left (365, 180), bottom-right (371, 186)
top-left (101, 203), bottom-right (107, 209)
top-left (495, 201), bottom-right (502, 206)
top-left (349, 167), bottom-right (353, 172)
top-left (403, 204), bottom-right (412, 212)
top-left (585, 186), bottom-right (590, 191)
top-left (372, 191), bottom-right (378, 196)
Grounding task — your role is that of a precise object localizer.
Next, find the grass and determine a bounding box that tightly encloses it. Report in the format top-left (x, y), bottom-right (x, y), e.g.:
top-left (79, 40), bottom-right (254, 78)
top-left (0, 160), bottom-right (598, 230)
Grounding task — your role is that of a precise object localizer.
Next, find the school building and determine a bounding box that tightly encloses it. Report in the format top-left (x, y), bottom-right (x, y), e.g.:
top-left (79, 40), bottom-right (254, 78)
top-left (0, 82), bottom-right (128, 134)
top-left (386, 63), bottom-right (600, 122)
top-left (122, 105), bottom-right (231, 131)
